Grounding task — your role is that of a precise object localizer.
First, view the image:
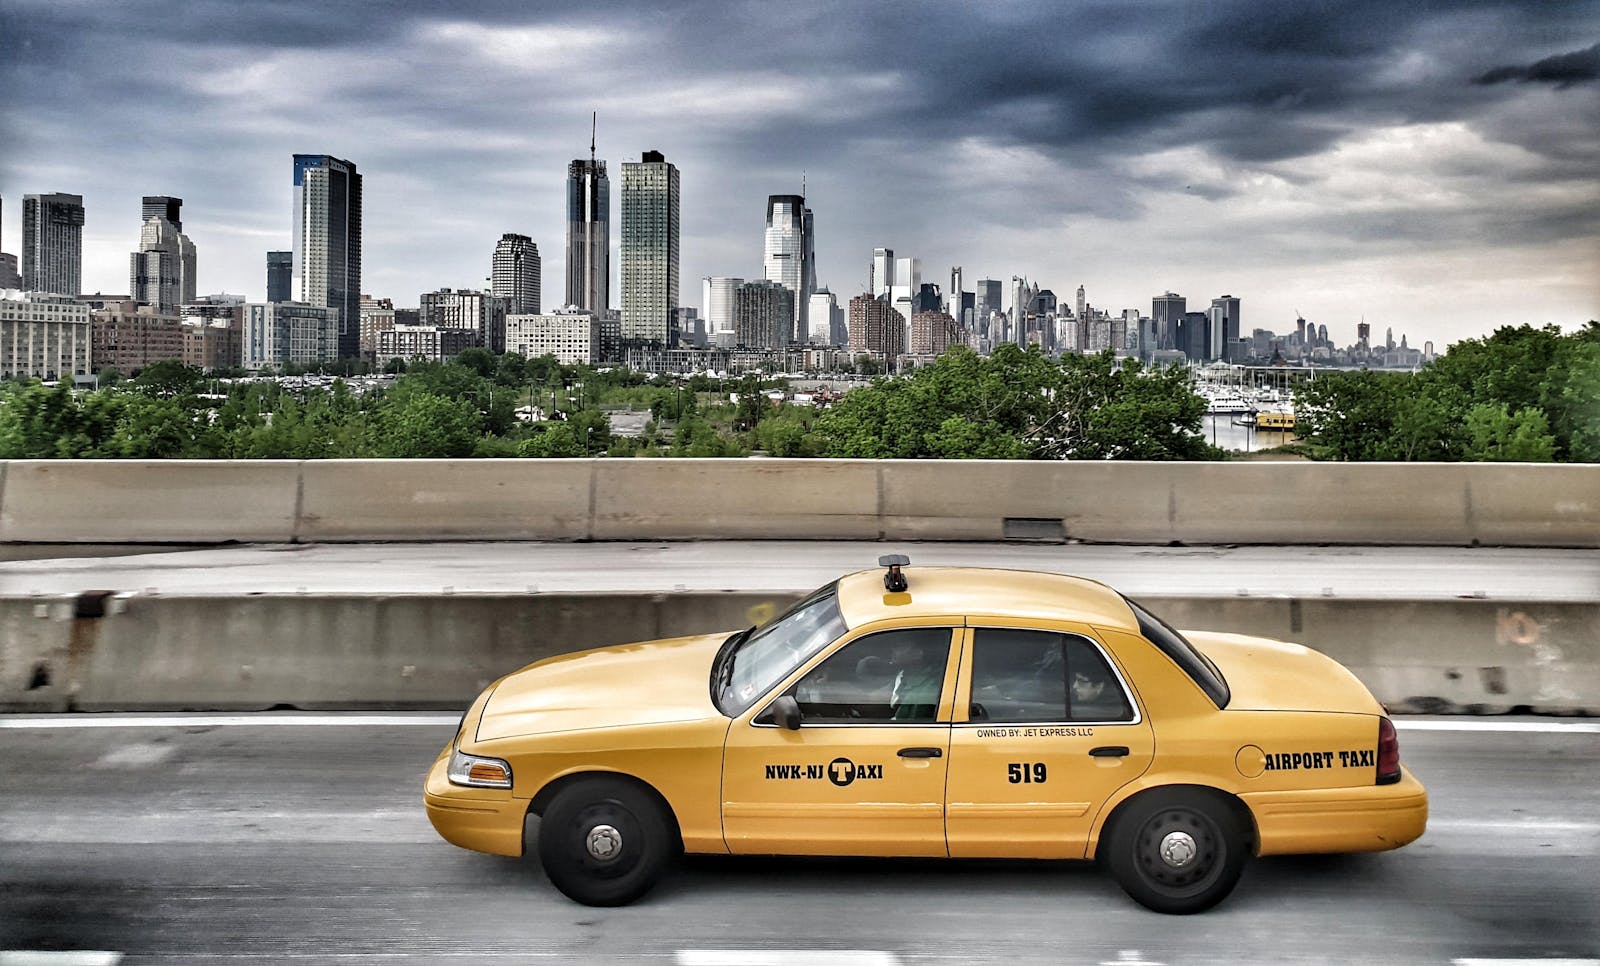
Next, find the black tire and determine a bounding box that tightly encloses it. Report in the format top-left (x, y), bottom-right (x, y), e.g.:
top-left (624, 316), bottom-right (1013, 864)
top-left (537, 776), bottom-right (675, 906)
top-left (1103, 790), bottom-right (1248, 914)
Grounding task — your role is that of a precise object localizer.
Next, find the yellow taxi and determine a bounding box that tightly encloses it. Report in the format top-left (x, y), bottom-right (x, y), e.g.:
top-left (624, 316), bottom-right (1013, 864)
top-left (425, 557), bottom-right (1427, 913)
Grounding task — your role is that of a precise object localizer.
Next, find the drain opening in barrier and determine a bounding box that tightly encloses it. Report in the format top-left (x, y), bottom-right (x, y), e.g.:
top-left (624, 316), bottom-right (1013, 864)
top-left (1003, 518), bottom-right (1065, 543)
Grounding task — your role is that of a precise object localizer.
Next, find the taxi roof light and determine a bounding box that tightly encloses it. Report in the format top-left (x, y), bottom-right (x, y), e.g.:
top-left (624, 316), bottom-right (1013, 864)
top-left (879, 554), bottom-right (910, 592)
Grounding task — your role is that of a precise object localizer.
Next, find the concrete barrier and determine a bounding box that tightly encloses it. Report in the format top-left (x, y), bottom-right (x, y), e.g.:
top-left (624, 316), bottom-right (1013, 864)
top-left (296, 459), bottom-right (594, 541)
top-left (591, 459), bottom-right (881, 540)
top-left (1142, 596), bottom-right (1600, 716)
top-left (0, 460), bottom-right (299, 543)
top-left (1461, 463), bottom-right (1600, 547)
top-left (2, 459), bottom-right (1598, 548)
top-left (879, 461), bottom-right (1178, 543)
top-left (3, 590), bottom-right (1594, 715)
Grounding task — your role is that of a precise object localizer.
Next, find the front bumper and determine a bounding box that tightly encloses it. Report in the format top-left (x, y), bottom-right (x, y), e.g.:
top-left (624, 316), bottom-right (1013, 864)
top-left (1242, 764), bottom-right (1429, 855)
top-left (423, 751), bottom-right (526, 857)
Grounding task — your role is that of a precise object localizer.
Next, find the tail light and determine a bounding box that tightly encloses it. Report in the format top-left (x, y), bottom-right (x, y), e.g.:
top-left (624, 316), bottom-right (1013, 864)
top-left (1376, 716), bottom-right (1401, 785)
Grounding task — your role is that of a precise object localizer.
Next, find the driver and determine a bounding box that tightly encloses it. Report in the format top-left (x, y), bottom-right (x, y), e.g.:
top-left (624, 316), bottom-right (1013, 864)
top-left (888, 637), bottom-right (942, 720)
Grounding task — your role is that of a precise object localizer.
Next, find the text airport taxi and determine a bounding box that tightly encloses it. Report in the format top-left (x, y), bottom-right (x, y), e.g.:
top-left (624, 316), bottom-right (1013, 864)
top-left (424, 556), bottom-right (1428, 913)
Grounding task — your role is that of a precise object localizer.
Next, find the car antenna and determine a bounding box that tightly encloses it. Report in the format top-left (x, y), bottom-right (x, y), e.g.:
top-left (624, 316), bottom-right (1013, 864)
top-left (879, 554), bottom-right (909, 592)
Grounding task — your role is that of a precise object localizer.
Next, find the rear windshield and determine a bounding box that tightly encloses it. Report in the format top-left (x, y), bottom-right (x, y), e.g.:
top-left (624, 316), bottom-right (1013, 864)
top-left (1122, 596), bottom-right (1231, 709)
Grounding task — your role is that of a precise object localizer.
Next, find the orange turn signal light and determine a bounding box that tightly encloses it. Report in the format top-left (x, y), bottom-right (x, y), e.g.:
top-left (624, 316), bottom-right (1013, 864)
top-left (467, 762), bottom-right (508, 783)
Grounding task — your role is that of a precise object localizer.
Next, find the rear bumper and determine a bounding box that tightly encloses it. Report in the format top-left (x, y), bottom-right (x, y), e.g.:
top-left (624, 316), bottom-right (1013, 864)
top-left (423, 753), bottom-right (525, 857)
top-left (1242, 765), bottom-right (1428, 855)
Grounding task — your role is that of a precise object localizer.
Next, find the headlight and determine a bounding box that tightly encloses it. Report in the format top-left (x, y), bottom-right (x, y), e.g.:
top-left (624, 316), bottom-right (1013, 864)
top-left (447, 749), bottom-right (513, 789)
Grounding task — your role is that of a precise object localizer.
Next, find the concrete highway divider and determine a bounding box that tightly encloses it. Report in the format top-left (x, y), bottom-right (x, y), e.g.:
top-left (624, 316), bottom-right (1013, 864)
top-left (2, 590), bottom-right (1594, 715)
top-left (2, 459), bottom-right (1598, 547)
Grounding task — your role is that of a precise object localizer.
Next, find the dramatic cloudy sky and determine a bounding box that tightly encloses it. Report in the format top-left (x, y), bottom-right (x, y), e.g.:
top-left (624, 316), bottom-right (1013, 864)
top-left (1, 0), bottom-right (1596, 346)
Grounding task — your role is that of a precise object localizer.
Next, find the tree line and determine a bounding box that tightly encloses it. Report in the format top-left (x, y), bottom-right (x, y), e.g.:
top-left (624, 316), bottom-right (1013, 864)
top-left (1293, 323), bottom-right (1599, 462)
top-left (2, 323), bottom-right (1594, 461)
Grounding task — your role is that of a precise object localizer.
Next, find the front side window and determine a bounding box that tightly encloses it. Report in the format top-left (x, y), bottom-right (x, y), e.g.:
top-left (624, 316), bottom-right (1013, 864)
top-left (788, 628), bottom-right (953, 724)
top-left (968, 628), bottom-right (1134, 723)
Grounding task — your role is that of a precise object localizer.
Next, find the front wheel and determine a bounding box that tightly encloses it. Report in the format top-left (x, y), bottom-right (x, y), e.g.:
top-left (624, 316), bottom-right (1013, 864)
top-left (537, 777), bottom-right (676, 906)
top-left (1103, 791), bottom-right (1248, 914)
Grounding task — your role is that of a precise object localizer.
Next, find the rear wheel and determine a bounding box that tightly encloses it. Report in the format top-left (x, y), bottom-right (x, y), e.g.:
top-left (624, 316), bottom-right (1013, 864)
top-left (1104, 790), bottom-right (1248, 914)
top-left (537, 777), bottom-right (675, 906)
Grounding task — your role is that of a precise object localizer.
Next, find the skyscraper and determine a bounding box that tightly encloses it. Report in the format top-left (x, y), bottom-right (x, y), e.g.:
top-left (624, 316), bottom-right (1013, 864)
top-left (22, 193), bottom-right (85, 296)
top-left (143, 196), bottom-right (183, 231)
top-left (872, 248), bottom-right (894, 298)
top-left (763, 194), bottom-right (812, 343)
top-left (292, 154), bottom-right (362, 358)
top-left (974, 278), bottom-right (1002, 336)
top-left (566, 124), bottom-right (610, 314)
top-left (130, 197), bottom-right (196, 313)
top-left (266, 251), bottom-right (291, 303)
top-left (808, 289), bottom-right (844, 345)
top-left (620, 150), bottom-right (680, 344)
top-left (733, 279), bottom-right (793, 349)
top-left (1011, 276), bottom-right (1037, 348)
top-left (1076, 285), bottom-right (1087, 322)
top-left (910, 310), bottom-right (960, 355)
top-left (0, 198), bottom-right (22, 289)
top-left (848, 293), bottom-right (905, 360)
top-left (1208, 295), bottom-right (1241, 362)
top-left (1152, 292), bottom-right (1185, 351)
top-left (491, 233), bottom-right (541, 316)
top-left (703, 276), bottom-right (742, 347)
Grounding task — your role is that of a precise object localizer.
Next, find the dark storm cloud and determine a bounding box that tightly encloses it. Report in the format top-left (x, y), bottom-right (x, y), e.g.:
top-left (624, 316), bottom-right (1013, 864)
top-left (1475, 42), bottom-right (1600, 88)
top-left (0, 0), bottom-right (1595, 336)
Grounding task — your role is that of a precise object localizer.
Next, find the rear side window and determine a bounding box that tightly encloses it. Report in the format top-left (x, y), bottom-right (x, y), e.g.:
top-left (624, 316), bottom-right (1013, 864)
top-left (968, 628), bottom-right (1135, 723)
top-left (1123, 597), bottom-right (1231, 709)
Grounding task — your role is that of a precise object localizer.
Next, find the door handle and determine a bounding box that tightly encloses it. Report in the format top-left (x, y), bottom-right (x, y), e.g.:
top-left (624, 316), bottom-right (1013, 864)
top-left (1089, 746), bottom-right (1130, 758)
top-left (898, 747), bottom-right (943, 759)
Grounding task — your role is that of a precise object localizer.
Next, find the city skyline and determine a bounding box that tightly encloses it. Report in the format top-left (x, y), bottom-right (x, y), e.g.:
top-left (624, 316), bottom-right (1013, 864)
top-left (0, 2), bottom-right (1595, 346)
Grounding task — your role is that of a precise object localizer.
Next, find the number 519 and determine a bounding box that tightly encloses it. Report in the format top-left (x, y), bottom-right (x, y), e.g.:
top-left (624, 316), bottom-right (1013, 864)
top-left (1007, 762), bottom-right (1047, 784)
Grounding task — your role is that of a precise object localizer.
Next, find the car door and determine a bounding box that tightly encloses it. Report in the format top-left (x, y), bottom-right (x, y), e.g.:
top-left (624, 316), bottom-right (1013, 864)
top-left (945, 622), bottom-right (1154, 859)
top-left (722, 621), bottom-right (962, 857)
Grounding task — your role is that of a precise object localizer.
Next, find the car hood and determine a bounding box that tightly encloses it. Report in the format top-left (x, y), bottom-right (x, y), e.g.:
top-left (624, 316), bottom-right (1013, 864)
top-left (1182, 630), bottom-right (1384, 715)
top-left (475, 632), bottom-right (728, 742)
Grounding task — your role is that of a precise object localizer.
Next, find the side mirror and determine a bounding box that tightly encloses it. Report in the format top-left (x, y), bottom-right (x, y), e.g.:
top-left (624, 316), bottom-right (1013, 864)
top-left (769, 695), bottom-right (802, 731)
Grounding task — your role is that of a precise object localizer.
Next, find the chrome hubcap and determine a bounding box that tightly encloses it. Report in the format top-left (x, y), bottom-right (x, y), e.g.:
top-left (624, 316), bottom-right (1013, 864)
top-left (1159, 830), bottom-right (1198, 868)
top-left (585, 823), bottom-right (622, 860)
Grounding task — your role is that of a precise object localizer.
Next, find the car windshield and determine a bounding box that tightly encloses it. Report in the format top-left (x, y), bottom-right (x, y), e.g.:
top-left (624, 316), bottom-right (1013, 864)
top-left (714, 582), bottom-right (847, 715)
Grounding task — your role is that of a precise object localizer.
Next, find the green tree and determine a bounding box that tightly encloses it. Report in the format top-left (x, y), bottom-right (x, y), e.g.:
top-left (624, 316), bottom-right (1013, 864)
top-left (1042, 352), bottom-right (1218, 460)
top-left (1462, 404), bottom-right (1556, 462)
top-left (368, 391), bottom-right (481, 457)
top-left (753, 405), bottom-right (818, 457)
top-left (131, 360), bottom-right (203, 398)
top-left (671, 414), bottom-right (744, 457)
top-left (519, 421), bottom-right (586, 457)
top-left (454, 348), bottom-right (497, 379)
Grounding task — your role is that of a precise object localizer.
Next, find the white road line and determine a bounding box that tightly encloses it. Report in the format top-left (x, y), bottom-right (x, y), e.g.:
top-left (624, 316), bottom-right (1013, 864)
top-left (1431, 820), bottom-right (1599, 833)
top-left (0, 714), bottom-right (460, 729)
top-left (1398, 721), bottom-right (1600, 734)
top-left (677, 953), bottom-right (900, 966)
top-left (0, 954), bottom-right (124, 966)
top-left (1454, 960), bottom-right (1600, 965)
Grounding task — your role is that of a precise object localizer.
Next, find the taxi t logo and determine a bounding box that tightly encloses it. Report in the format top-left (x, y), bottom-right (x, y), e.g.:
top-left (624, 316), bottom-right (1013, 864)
top-left (828, 757), bottom-right (857, 786)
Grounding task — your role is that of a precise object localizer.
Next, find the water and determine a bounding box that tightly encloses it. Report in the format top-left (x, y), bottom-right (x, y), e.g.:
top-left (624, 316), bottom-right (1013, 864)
top-left (1202, 413), bottom-right (1296, 454)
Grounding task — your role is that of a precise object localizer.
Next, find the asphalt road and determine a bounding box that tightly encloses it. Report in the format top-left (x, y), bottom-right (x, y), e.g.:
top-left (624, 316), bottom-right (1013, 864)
top-left (1, 715), bottom-right (1596, 965)
top-left (2, 542), bottom-right (1595, 601)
